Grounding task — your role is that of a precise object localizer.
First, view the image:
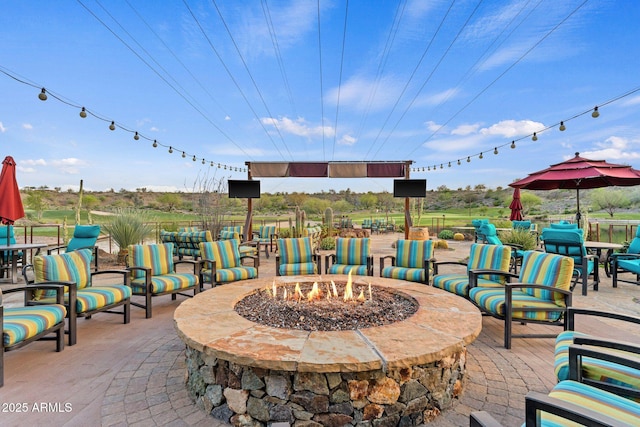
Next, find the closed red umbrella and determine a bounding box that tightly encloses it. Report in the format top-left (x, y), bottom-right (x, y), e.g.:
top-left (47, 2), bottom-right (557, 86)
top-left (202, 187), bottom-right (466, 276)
top-left (0, 156), bottom-right (25, 245)
top-left (509, 187), bottom-right (523, 221)
top-left (510, 152), bottom-right (640, 225)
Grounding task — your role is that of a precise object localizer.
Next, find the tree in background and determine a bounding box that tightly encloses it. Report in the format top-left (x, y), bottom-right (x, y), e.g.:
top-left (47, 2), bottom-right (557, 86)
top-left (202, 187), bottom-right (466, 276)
top-left (359, 193), bottom-right (377, 210)
top-left (157, 193), bottom-right (183, 212)
top-left (25, 190), bottom-right (48, 220)
top-left (520, 192), bottom-right (542, 216)
top-left (590, 188), bottom-right (631, 217)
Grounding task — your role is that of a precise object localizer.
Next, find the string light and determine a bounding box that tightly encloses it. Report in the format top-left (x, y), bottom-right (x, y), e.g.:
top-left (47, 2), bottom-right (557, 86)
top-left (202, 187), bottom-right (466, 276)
top-left (494, 147), bottom-right (498, 155)
top-left (532, 132), bottom-right (538, 141)
top-left (202, 158), bottom-right (205, 165)
top-left (182, 151), bottom-right (186, 158)
top-left (559, 121), bottom-right (566, 131)
top-left (457, 159), bottom-right (461, 165)
top-left (134, 132), bottom-right (139, 140)
top-left (466, 156), bottom-right (471, 163)
top-left (38, 88), bottom-right (47, 101)
top-left (79, 107), bottom-right (87, 118)
top-left (479, 152), bottom-right (483, 159)
top-left (109, 121), bottom-right (116, 131)
top-left (152, 140), bottom-right (158, 148)
top-left (440, 164), bottom-right (443, 169)
top-left (448, 162), bottom-right (451, 167)
top-left (192, 155), bottom-right (197, 162)
top-left (592, 106), bottom-right (600, 118)
top-left (168, 146), bottom-right (173, 154)
top-left (510, 140), bottom-right (516, 149)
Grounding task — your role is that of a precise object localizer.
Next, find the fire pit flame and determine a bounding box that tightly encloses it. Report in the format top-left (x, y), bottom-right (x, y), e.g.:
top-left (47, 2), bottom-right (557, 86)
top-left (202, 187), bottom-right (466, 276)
top-left (266, 272), bottom-right (372, 304)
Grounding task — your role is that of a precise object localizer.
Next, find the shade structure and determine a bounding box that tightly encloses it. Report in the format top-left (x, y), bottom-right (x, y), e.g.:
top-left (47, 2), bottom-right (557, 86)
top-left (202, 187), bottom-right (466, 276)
top-left (509, 152), bottom-right (640, 224)
top-left (0, 156), bottom-right (25, 245)
top-left (509, 187), bottom-right (523, 221)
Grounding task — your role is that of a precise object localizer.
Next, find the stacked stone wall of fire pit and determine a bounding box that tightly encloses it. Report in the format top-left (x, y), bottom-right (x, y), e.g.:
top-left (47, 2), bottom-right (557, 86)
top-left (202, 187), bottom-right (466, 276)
top-left (184, 346), bottom-right (467, 427)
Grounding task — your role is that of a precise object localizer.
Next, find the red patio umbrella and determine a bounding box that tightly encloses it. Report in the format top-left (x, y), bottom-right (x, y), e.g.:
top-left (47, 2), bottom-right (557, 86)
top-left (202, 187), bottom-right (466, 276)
top-left (0, 156), bottom-right (25, 246)
top-left (509, 187), bottom-right (523, 221)
top-left (510, 152), bottom-right (640, 225)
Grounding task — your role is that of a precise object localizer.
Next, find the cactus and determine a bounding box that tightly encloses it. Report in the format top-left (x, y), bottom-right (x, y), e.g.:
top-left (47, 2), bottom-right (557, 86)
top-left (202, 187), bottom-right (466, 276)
top-left (324, 207), bottom-right (334, 237)
top-left (295, 206), bottom-right (302, 237)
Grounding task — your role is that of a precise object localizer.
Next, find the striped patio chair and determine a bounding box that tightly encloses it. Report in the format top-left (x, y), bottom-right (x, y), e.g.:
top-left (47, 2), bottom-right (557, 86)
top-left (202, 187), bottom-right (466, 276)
top-left (469, 250), bottom-right (574, 349)
top-left (199, 240), bottom-right (258, 287)
top-left (1, 284), bottom-right (67, 387)
top-left (25, 248), bottom-right (131, 346)
top-left (325, 237), bottom-right (373, 276)
top-left (380, 239), bottom-right (434, 284)
top-left (275, 237), bottom-right (320, 276)
top-left (252, 225), bottom-right (277, 254)
top-left (127, 243), bottom-right (199, 319)
top-left (433, 243), bottom-right (512, 298)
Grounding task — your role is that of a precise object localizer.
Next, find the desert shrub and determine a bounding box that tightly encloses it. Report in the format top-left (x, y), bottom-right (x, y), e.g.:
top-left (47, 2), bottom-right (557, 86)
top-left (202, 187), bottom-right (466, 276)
top-left (438, 229), bottom-right (455, 239)
top-left (498, 228), bottom-right (538, 250)
top-left (103, 208), bottom-right (155, 258)
top-left (453, 233), bottom-right (465, 241)
top-left (320, 237), bottom-right (336, 250)
top-left (435, 240), bottom-right (449, 249)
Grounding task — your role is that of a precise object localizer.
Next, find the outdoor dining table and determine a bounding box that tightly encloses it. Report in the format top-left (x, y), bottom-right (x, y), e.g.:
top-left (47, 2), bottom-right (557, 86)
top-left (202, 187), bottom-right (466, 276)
top-left (0, 242), bottom-right (47, 284)
top-left (584, 241), bottom-right (624, 278)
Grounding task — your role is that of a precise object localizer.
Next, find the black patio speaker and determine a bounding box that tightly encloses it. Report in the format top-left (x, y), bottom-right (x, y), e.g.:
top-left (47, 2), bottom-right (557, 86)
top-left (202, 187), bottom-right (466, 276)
top-left (228, 180), bottom-right (261, 198)
top-left (393, 179), bottom-right (426, 198)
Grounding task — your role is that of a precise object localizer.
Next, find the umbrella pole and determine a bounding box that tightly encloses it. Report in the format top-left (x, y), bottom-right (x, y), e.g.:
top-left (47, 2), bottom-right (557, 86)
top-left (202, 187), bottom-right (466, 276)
top-left (6, 224), bottom-right (9, 246)
top-left (575, 189), bottom-right (581, 227)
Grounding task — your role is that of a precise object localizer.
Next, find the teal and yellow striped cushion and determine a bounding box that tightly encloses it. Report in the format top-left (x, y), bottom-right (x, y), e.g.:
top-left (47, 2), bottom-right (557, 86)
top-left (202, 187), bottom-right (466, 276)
top-left (532, 380), bottom-right (640, 426)
top-left (518, 251), bottom-right (574, 304)
top-left (202, 266), bottom-right (257, 284)
top-left (395, 239), bottom-right (433, 269)
top-left (432, 274), bottom-right (502, 297)
top-left (467, 243), bottom-right (512, 283)
top-left (34, 248), bottom-right (93, 297)
top-left (279, 262), bottom-right (317, 276)
top-left (3, 305), bottom-right (66, 346)
top-left (277, 238), bottom-right (314, 264)
top-left (39, 286), bottom-right (131, 313)
top-left (200, 240), bottom-right (241, 269)
top-left (219, 230), bottom-right (240, 240)
top-left (381, 266), bottom-right (425, 283)
top-left (128, 244), bottom-right (174, 278)
top-left (222, 226), bottom-right (243, 235)
top-left (329, 264), bottom-right (369, 276)
top-left (469, 287), bottom-right (564, 321)
top-left (335, 238), bottom-right (370, 266)
top-left (130, 274), bottom-right (197, 294)
top-left (256, 226), bottom-right (276, 241)
top-left (554, 331), bottom-right (640, 401)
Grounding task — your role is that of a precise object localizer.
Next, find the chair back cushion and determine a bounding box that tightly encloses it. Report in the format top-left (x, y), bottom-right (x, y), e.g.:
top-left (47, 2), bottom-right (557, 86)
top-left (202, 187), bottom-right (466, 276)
top-left (258, 225), bottom-right (276, 239)
top-left (550, 221), bottom-right (578, 229)
top-left (277, 237), bottom-right (314, 264)
top-left (541, 228), bottom-right (586, 261)
top-left (179, 226), bottom-right (199, 232)
top-left (479, 223), bottom-right (502, 245)
top-left (335, 238), bottom-right (370, 266)
top-left (518, 250), bottom-right (574, 304)
top-left (219, 230), bottom-right (240, 240)
top-left (468, 243), bottom-right (512, 283)
top-left (66, 224), bottom-right (101, 252)
top-left (627, 227), bottom-right (640, 254)
top-left (200, 240), bottom-right (240, 269)
top-left (128, 243), bottom-right (174, 278)
top-left (512, 220), bottom-right (531, 230)
top-left (0, 225), bottom-right (17, 245)
top-left (34, 248), bottom-right (92, 291)
top-left (222, 226), bottom-right (243, 235)
top-left (395, 239), bottom-right (433, 268)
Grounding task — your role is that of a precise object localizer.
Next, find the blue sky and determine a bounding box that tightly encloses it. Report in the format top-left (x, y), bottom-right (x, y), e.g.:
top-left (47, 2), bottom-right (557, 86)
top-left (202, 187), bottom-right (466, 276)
top-left (2, 0), bottom-right (640, 194)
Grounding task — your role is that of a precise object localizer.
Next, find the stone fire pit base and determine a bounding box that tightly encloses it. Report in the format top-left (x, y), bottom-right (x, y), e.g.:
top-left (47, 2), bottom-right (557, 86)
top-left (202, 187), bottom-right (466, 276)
top-left (185, 346), bottom-right (466, 426)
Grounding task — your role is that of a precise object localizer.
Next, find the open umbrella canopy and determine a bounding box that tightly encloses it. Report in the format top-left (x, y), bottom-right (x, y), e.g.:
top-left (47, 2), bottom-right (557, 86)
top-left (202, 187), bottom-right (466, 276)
top-left (509, 187), bottom-right (523, 221)
top-left (510, 152), bottom-right (640, 224)
top-left (0, 156), bottom-right (25, 245)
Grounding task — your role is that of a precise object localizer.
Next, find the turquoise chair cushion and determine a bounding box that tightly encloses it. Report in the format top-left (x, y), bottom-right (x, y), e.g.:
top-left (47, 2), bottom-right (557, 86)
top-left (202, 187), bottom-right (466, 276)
top-left (66, 225), bottom-right (100, 252)
top-left (512, 220), bottom-right (531, 230)
top-left (3, 305), bottom-right (67, 346)
top-left (382, 266), bottom-right (425, 283)
top-left (328, 264), bottom-right (369, 276)
top-left (202, 267), bottom-right (257, 284)
top-left (279, 262), bottom-right (317, 276)
top-left (130, 274), bottom-right (198, 294)
top-left (550, 222), bottom-right (578, 229)
top-left (554, 330), bottom-right (640, 401)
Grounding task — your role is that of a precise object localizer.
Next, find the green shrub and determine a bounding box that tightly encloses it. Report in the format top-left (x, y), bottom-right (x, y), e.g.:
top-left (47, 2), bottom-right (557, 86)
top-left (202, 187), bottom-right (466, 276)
top-left (498, 228), bottom-right (538, 251)
top-left (438, 229), bottom-right (455, 239)
top-left (103, 208), bottom-right (155, 254)
top-left (320, 237), bottom-right (336, 250)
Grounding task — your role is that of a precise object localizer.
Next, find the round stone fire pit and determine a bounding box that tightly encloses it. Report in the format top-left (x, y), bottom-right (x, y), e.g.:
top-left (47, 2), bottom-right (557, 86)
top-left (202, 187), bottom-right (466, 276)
top-left (174, 275), bottom-right (481, 426)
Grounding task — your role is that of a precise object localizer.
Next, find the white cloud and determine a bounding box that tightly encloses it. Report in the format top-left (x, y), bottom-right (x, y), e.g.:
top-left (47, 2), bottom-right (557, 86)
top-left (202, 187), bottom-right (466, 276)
top-left (149, 126), bottom-right (160, 132)
top-left (0, 122), bottom-right (6, 132)
top-left (22, 123), bottom-right (33, 130)
top-left (261, 116), bottom-right (334, 138)
top-left (580, 136), bottom-right (640, 161)
top-left (424, 121), bottom-right (442, 132)
top-left (21, 159), bottom-right (47, 166)
top-left (480, 119), bottom-right (543, 138)
top-left (417, 88), bottom-right (461, 106)
top-left (338, 134), bottom-right (357, 146)
top-left (224, 115), bottom-right (231, 121)
top-left (51, 158), bottom-right (88, 174)
top-left (452, 123), bottom-right (481, 136)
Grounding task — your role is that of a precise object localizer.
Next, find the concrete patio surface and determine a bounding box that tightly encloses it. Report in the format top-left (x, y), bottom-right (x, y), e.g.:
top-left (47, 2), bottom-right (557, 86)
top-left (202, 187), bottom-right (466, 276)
top-left (1, 232), bottom-right (639, 427)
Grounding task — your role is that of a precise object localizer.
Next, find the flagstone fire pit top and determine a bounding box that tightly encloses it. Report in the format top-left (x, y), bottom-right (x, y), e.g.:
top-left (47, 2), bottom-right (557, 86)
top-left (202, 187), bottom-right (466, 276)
top-left (173, 275), bottom-right (482, 373)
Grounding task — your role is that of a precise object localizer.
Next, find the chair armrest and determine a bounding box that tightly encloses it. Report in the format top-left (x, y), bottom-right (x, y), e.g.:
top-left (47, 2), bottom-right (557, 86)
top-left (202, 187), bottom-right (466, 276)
top-left (239, 255), bottom-right (259, 268)
top-left (524, 390), bottom-right (629, 427)
top-left (566, 306), bottom-right (640, 330)
top-left (573, 336), bottom-right (640, 355)
top-left (505, 243), bottom-right (524, 250)
top-left (609, 252), bottom-right (640, 260)
top-left (432, 260), bottom-right (467, 275)
top-left (469, 269), bottom-right (516, 289)
top-left (47, 244), bottom-right (66, 254)
top-left (324, 254), bottom-right (336, 273)
top-left (92, 269), bottom-right (131, 286)
top-left (5, 283), bottom-right (67, 305)
top-left (175, 259), bottom-right (200, 274)
top-left (469, 411), bottom-right (504, 427)
top-left (504, 282), bottom-right (572, 298)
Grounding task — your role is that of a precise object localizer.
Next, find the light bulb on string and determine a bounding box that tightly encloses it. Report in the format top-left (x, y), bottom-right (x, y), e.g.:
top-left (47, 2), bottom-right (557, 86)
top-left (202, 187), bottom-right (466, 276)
top-left (592, 106), bottom-right (600, 118)
top-left (79, 107), bottom-right (87, 118)
top-left (224, 165), bottom-right (227, 170)
top-left (152, 140), bottom-right (158, 148)
top-left (532, 132), bottom-right (538, 141)
top-left (479, 152), bottom-right (483, 159)
top-left (466, 156), bottom-right (471, 163)
top-left (440, 164), bottom-right (443, 169)
top-left (494, 147), bottom-right (498, 155)
top-left (192, 155), bottom-right (197, 162)
top-left (559, 121), bottom-right (566, 131)
top-left (133, 132), bottom-right (139, 141)
top-left (427, 166), bottom-right (430, 171)
top-left (202, 159), bottom-right (205, 165)
top-left (210, 161), bottom-right (214, 167)
top-left (38, 88), bottom-right (47, 101)
top-left (109, 121), bottom-right (116, 131)
top-left (182, 152), bottom-right (186, 158)
top-left (218, 164), bottom-right (221, 168)
top-left (457, 159), bottom-right (461, 165)
top-left (510, 140), bottom-right (516, 149)
top-left (168, 146), bottom-right (173, 154)
top-left (448, 162), bottom-right (451, 167)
